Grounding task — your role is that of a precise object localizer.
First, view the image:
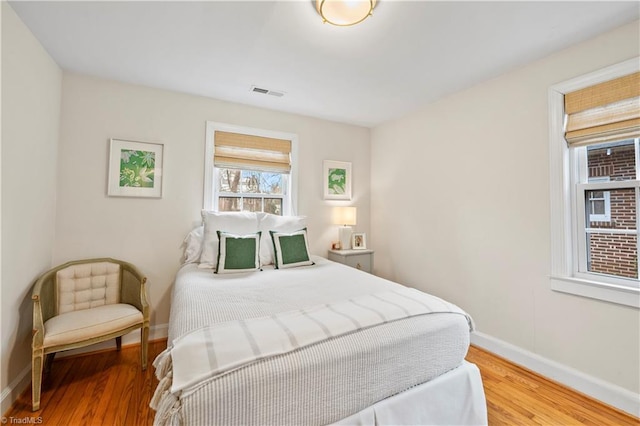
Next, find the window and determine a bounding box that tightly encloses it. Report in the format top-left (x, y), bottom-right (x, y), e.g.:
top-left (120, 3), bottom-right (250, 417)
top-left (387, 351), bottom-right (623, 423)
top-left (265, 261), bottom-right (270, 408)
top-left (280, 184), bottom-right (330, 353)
top-left (586, 176), bottom-right (611, 222)
top-left (216, 169), bottom-right (285, 214)
top-left (204, 122), bottom-right (298, 216)
top-left (549, 59), bottom-right (640, 308)
top-left (577, 140), bottom-right (638, 280)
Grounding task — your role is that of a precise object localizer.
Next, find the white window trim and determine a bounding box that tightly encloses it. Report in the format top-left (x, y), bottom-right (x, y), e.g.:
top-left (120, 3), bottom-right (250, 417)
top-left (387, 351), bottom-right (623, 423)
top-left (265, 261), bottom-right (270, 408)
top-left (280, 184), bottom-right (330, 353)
top-left (204, 121), bottom-right (299, 215)
top-left (549, 57), bottom-right (640, 308)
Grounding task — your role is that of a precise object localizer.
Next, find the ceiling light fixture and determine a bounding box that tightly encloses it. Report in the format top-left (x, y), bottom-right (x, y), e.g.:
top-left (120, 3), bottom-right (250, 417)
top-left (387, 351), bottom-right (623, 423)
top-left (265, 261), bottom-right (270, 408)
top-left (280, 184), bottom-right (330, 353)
top-left (316, 0), bottom-right (377, 27)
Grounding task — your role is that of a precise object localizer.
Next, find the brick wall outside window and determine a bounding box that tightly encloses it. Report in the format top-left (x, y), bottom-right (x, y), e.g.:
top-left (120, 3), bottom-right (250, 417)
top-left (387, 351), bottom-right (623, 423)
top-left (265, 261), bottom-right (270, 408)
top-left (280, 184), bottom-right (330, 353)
top-left (588, 145), bottom-right (637, 279)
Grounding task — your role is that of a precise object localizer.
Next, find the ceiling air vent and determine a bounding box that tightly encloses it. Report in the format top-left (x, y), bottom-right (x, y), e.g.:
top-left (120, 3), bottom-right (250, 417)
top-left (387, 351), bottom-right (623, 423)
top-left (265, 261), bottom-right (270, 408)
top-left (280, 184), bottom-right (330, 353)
top-left (251, 86), bottom-right (285, 98)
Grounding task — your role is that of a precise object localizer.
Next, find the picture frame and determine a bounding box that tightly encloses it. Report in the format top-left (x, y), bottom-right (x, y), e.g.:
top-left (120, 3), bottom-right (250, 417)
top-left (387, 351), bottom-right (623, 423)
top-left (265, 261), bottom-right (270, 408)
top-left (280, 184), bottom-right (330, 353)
top-left (323, 160), bottom-right (352, 200)
top-left (352, 232), bottom-right (367, 250)
top-left (108, 139), bottom-right (164, 198)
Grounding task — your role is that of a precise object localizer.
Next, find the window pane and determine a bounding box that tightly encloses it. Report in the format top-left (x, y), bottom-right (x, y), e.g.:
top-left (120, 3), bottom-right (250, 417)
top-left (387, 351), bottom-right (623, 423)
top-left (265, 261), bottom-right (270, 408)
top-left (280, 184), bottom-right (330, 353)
top-left (591, 200), bottom-right (605, 215)
top-left (587, 140), bottom-right (636, 182)
top-left (261, 173), bottom-right (283, 195)
top-left (264, 198), bottom-right (283, 215)
top-left (587, 233), bottom-right (637, 279)
top-left (243, 197), bottom-right (262, 212)
top-left (585, 188), bottom-right (637, 279)
top-left (241, 171), bottom-right (261, 193)
top-left (586, 188), bottom-right (634, 227)
top-left (219, 197), bottom-right (241, 211)
top-left (219, 169), bottom-right (241, 193)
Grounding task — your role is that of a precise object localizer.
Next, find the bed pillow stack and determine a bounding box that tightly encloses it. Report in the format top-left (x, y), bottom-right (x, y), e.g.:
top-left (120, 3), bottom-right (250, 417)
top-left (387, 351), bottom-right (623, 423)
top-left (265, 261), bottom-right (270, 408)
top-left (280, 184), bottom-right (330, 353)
top-left (183, 211), bottom-right (313, 271)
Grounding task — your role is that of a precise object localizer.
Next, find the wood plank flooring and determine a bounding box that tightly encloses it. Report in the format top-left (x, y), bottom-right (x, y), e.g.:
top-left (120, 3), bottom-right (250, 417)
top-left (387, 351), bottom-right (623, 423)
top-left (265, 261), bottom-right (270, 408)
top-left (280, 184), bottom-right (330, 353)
top-left (4, 341), bottom-right (638, 425)
top-left (465, 346), bottom-right (638, 426)
top-left (5, 340), bottom-right (164, 426)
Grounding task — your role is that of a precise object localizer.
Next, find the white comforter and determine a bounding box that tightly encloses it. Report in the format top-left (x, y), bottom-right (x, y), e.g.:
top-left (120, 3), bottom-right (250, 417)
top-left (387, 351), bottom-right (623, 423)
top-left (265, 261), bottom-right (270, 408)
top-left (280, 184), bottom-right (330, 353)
top-left (152, 256), bottom-right (474, 426)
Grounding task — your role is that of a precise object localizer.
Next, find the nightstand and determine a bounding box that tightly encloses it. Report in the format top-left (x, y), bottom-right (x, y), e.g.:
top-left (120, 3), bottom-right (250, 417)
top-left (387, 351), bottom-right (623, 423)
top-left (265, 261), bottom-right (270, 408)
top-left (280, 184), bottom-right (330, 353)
top-left (328, 249), bottom-right (374, 273)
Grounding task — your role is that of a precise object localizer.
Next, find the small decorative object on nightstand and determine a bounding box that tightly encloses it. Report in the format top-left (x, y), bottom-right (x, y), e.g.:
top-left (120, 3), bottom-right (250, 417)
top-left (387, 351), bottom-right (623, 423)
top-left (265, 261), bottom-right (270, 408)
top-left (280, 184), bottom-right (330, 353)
top-left (328, 249), bottom-right (374, 273)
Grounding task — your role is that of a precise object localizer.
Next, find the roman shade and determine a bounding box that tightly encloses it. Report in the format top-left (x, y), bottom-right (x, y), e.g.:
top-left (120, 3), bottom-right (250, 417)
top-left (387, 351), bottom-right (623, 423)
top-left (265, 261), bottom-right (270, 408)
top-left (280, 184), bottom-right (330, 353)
top-left (214, 131), bottom-right (292, 173)
top-left (564, 72), bottom-right (640, 146)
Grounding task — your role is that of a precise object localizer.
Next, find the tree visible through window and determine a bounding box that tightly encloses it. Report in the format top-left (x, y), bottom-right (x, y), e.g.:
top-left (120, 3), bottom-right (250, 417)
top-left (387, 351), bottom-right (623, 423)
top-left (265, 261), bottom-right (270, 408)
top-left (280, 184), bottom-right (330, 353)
top-left (217, 169), bottom-right (285, 215)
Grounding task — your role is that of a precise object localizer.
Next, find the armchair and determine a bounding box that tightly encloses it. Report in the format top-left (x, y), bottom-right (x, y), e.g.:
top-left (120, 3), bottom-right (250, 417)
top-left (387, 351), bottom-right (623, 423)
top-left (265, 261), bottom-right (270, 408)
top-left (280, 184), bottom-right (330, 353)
top-left (31, 258), bottom-right (149, 411)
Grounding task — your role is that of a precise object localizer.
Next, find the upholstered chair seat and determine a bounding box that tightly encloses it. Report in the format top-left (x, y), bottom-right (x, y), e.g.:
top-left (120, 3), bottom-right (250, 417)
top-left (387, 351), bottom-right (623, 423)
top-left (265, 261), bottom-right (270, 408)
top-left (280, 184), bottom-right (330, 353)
top-left (31, 258), bottom-right (149, 411)
top-left (43, 304), bottom-right (143, 347)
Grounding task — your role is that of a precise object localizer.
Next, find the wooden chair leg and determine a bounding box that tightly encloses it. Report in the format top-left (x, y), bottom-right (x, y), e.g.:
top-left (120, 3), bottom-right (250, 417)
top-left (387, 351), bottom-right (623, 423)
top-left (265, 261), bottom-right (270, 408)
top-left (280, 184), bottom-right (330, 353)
top-left (44, 352), bottom-right (56, 374)
top-left (32, 349), bottom-right (44, 411)
top-left (116, 336), bottom-right (122, 351)
top-left (141, 325), bottom-right (149, 370)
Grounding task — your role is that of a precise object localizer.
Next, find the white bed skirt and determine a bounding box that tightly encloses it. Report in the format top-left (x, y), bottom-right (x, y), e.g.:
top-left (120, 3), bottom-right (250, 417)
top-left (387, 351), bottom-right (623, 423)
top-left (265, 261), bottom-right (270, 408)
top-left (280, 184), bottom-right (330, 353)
top-left (333, 361), bottom-right (487, 426)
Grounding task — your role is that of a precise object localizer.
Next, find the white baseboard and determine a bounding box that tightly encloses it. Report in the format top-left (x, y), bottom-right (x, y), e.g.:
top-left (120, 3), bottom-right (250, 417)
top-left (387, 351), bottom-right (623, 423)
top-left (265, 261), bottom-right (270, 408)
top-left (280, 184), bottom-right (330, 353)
top-left (471, 331), bottom-right (640, 418)
top-left (0, 323), bottom-right (168, 415)
top-left (0, 364), bottom-right (31, 416)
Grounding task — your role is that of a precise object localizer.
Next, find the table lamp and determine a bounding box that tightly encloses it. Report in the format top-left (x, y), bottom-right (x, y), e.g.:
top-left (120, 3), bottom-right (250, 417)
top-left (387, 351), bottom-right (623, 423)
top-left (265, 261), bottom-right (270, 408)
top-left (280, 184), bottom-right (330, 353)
top-left (333, 206), bottom-right (357, 250)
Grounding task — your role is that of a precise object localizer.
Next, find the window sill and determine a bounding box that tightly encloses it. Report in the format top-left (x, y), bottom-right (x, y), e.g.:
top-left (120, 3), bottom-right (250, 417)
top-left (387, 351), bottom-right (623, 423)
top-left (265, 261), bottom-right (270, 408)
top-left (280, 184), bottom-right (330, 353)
top-left (550, 276), bottom-right (639, 308)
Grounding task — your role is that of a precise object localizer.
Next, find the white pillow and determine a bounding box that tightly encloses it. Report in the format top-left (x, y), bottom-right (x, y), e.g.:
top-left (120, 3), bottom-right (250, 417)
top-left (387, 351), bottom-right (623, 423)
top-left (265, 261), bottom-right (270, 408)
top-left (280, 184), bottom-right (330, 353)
top-left (199, 211), bottom-right (259, 269)
top-left (257, 213), bottom-right (307, 265)
top-left (182, 225), bottom-right (204, 264)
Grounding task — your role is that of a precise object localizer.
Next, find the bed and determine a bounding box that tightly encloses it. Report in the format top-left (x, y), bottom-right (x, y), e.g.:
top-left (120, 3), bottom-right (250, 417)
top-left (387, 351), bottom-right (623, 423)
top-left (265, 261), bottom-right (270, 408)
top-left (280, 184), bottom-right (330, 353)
top-left (150, 212), bottom-right (487, 425)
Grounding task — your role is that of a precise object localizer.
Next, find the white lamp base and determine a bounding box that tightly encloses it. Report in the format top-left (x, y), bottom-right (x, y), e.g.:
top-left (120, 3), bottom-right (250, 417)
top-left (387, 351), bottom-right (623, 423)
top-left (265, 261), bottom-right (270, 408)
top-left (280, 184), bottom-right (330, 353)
top-left (339, 226), bottom-right (353, 250)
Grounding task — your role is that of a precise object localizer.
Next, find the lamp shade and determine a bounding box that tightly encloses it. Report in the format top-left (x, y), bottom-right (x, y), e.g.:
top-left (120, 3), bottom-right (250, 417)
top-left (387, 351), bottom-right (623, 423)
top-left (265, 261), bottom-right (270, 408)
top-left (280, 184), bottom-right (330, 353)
top-left (316, 0), bottom-right (377, 27)
top-left (333, 206), bottom-right (357, 226)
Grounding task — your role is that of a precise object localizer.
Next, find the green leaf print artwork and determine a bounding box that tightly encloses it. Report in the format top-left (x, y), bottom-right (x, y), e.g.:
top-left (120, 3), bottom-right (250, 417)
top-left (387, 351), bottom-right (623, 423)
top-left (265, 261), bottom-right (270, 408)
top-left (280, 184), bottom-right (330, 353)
top-left (327, 168), bottom-right (346, 195)
top-left (119, 150), bottom-right (155, 188)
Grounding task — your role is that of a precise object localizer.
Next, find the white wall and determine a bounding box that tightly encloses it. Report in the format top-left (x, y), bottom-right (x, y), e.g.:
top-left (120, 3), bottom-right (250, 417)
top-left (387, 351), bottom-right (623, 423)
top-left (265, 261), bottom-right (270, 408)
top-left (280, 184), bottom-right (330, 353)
top-left (54, 73), bottom-right (370, 330)
top-left (371, 19), bottom-right (640, 400)
top-left (1, 1), bottom-right (62, 411)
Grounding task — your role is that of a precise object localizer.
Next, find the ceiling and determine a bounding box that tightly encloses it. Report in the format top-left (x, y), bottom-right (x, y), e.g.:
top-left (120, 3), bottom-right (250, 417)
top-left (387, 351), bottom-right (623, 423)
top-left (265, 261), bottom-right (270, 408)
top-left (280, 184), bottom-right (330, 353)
top-left (9, 1), bottom-right (640, 128)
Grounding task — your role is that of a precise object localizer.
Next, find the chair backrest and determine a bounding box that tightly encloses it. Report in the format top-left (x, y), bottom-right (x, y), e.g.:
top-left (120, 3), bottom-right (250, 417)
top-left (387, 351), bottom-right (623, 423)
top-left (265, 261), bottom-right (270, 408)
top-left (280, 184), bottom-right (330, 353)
top-left (56, 262), bottom-right (121, 314)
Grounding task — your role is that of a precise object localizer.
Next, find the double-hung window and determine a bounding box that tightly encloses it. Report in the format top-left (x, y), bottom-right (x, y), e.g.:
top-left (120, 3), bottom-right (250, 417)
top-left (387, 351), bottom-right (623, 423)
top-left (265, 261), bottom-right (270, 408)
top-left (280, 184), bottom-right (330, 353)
top-left (204, 122), bottom-right (298, 216)
top-left (576, 140), bottom-right (638, 280)
top-left (550, 60), bottom-right (640, 307)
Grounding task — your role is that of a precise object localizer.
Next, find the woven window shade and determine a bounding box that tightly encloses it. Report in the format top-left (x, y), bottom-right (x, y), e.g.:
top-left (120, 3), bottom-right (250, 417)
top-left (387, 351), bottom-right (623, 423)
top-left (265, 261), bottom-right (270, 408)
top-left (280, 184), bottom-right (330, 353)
top-left (214, 131), bottom-right (292, 173)
top-left (564, 72), bottom-right (640, 146)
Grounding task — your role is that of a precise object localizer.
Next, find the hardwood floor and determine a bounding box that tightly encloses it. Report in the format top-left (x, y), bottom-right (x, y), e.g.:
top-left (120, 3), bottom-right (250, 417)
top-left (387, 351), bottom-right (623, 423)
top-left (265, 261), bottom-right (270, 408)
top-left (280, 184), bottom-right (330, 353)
top-left (5, 340), bottom-right (164, 426)
top-left (465, 346), bottom-right (638, 425)
top-left (4, 342), bottom-right (638, 425)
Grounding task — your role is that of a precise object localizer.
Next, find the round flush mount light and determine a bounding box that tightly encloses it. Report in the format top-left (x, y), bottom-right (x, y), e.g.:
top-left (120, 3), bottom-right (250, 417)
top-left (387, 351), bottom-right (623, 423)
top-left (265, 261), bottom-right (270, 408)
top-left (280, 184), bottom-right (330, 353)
top-left (316, 0), bottom-right (377, 27)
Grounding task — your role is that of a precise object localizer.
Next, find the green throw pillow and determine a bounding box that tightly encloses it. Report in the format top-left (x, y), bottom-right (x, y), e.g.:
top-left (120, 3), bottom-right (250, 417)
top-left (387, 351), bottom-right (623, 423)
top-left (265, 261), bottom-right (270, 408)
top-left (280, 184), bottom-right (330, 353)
top-left (270, 228), bottom-right (315, 269)
top-left (215, 231), bottom-right (261, 274)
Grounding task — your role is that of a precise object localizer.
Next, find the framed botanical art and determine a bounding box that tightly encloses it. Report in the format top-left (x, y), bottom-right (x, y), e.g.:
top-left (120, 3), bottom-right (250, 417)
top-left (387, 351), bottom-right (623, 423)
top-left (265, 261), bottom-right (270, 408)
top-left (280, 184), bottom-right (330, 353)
top-left (323, 160), bottom-right (352, 200)
top-left (108, 139), bottom-right (164, 198)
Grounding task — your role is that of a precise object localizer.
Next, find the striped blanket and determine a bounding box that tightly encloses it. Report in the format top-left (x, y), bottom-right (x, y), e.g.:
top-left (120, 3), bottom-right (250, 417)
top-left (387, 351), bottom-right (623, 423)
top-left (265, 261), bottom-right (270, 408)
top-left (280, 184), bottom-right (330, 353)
top-left (164, 286), bottom-right (473, 398)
